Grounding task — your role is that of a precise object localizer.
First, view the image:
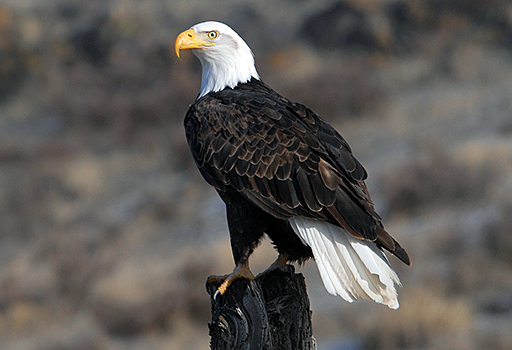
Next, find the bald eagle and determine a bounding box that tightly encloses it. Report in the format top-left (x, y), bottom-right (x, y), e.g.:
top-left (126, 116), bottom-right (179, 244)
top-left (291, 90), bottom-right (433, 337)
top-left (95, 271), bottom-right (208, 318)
top-left (175, 21), bottom-right (410, 309)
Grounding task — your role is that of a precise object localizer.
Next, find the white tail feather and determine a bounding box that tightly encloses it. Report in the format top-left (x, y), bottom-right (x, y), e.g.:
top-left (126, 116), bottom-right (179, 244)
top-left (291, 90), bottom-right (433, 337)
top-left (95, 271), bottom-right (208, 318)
top-left (289, 217), bottom-right (401, 309)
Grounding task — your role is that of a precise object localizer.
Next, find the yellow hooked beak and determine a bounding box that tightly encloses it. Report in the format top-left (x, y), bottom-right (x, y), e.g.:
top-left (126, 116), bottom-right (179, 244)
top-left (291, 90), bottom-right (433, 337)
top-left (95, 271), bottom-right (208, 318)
top-left (175, 29), bottom-right (215, 58)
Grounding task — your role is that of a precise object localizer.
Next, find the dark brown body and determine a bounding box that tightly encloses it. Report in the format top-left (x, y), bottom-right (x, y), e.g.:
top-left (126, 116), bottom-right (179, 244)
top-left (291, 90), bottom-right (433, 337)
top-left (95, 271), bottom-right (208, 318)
top-left (184, 79), bottom-right (410, 267)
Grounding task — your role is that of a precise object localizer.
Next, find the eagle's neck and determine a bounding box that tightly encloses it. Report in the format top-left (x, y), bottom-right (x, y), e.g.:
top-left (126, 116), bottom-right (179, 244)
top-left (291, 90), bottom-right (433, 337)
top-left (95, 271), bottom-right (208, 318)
top-left (195, 43), bottom-right (259, 98)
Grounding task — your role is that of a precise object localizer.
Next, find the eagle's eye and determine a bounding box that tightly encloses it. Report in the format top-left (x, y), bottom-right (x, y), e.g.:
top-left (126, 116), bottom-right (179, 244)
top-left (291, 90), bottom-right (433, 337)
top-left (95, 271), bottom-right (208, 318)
top-left (207, 31), bottom-right (218, 39)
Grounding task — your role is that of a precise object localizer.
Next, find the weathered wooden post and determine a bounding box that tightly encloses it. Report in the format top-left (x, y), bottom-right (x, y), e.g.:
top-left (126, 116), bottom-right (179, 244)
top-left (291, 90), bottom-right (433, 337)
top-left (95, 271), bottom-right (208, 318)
top-left (207, 269), bottom-right (317, 350)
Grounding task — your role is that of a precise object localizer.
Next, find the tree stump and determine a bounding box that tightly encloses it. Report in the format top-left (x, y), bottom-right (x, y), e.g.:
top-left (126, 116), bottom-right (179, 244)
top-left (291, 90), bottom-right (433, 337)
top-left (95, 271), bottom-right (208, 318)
top-left (206, 269), bottom-right (317, 350)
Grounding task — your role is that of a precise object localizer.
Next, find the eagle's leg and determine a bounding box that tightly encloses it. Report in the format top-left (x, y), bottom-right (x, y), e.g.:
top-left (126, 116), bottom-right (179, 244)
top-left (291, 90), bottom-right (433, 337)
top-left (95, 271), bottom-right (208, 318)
top-left (209, 260), bottom-right (255, 299)
top-left (269, 252), bottom-right (291, 269)
top-left (209, 190), bottom-right (268, 298)
top-left (258, 253), bottom-right (295, 277)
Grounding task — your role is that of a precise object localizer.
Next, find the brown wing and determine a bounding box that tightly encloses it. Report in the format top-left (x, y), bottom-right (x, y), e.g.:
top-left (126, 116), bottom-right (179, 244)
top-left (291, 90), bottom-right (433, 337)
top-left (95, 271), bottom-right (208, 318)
top-left (185, 80), bottom-right (410, 265)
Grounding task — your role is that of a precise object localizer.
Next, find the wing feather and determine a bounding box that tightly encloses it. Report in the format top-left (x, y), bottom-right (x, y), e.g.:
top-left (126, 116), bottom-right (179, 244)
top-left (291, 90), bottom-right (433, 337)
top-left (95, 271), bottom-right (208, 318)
top-left (184, 79), bottom-right (409, 265)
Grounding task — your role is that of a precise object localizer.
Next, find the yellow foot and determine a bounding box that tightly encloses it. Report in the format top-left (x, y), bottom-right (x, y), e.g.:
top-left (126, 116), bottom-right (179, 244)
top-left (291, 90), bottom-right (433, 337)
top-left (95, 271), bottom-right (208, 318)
top-left (209, 262), bottom-right (254, 300)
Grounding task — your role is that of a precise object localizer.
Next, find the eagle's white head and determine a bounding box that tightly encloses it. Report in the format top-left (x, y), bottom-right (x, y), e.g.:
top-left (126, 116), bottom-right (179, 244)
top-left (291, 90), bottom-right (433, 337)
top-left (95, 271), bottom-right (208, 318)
top-left (175, 21), bottom-right (260, 98)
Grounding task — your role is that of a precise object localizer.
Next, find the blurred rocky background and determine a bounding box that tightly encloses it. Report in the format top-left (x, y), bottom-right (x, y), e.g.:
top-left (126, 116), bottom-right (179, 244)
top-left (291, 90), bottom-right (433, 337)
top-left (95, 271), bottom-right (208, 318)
top-left (1, 0), bottom-right (512, 349)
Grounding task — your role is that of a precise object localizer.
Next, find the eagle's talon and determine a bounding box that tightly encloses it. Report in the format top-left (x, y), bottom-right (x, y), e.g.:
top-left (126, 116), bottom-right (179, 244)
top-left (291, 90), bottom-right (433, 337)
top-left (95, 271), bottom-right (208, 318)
top-left (287, 264), bottom-right (295, 277)
top-left (209, 261), bottom-right (254, 300)
top-left (213, 288), bottom-right (223, 304)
